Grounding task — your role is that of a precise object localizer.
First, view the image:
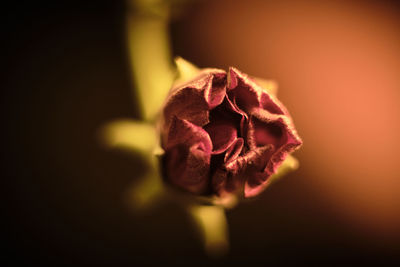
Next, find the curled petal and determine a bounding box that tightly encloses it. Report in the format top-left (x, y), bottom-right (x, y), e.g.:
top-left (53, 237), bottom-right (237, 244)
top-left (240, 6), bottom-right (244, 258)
top-left (165, 144), bottom-right (210, 194)
top-left (166, 116), bottom-right (212, 152)
top-left (163, 70), bottom-right (226, 132)
top-left (225, 144), bottom-right (273, 174)
top-left (250, 108), bottom-right (303, 149)
top-left (260, 91), bottom-right (285, 115)
top-left (210, 138), bottom-right (244, 197)
top-left (227, 67), bottom-right (260, 113)
top-left (204, 72), bottom-right (226, 109)
top-left (163, 75), bottom-right (210, 130)
top-left (225, 95), bottom-right (248, 138)
top-left (228, 68), bottom-right (286, 117)
top-left (212, 170), bottom-right (241, 197)
top-left (204, 99), bottom-right (242, 155)
top-left (247, 115), bottom-right (285, 150)
top-left (213, 145), bottom-right (273, 197)
top-left (265, 143), bottom-right (299, 175)
top-left (224, 138), bottom-right (244, 163)
top-left (165, 117), bottom-right (213, 194)
top-left (244, 172), bottom-right (271, 198)
top-left (244, 107), bottom-right (303, 196)
top-left (204, 121), bottom-right (237, 154)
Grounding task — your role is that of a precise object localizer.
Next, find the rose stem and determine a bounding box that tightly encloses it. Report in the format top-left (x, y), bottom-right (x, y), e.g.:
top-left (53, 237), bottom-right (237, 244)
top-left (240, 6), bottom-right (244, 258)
top-left (126, 0), bottom-right (175, 122)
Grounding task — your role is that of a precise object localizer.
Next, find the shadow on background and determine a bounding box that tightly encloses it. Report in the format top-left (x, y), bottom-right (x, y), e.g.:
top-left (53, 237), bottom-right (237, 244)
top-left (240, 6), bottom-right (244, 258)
top-left (3, 0), bottom-right (400, 265)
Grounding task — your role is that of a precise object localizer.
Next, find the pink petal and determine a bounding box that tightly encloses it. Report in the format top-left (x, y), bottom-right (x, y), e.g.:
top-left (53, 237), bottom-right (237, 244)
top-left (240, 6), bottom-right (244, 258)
top-left (204, 72), bottom-right (226, 109)
top-left (166, 116), bottom-right (212, 152)
top-left (247, 116), bottom-right (285, 150)
top-left (224, 137), bottom-right (244, 163)
top-left (244, 172), bottom-right (271, 198)
top-left (204, 121), bottom-right (237, 154)
top-left (243, 108), bottom-right (303, 197)
top-left (165, 144), bottom-right (210, 194)
top-left (225, 144), bottom-right (273, 174)
top-left (163, 78), bottom-right (210, 127)
top-left (163, 70), bottom-right (227, 132)
top-left (260, 91), bottom-right (285, 115)
top-left (210, 138), bottom-right (244, 196)
top-left (212, 169), bottom-right (243, 197)
top-left (227, 67), bottom-right (261, 113)
top-left (213, 145), bottom-right (273, 197)
top-left (225, 94), bottom-right (248, 138)
top-left (165, 117), bottom-right (213, 194)
top-left (204, 99), bottom-right (242, 154)
top-left (264, 127), bottom-right (302, 174)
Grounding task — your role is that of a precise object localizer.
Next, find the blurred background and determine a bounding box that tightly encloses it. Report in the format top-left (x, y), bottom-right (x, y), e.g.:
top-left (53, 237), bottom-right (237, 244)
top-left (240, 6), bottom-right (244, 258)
top-left (3, 0), bottom-right (400, 265)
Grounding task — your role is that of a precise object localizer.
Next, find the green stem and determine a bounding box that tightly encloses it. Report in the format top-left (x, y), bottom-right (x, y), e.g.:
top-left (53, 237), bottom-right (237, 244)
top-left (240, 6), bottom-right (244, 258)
top-left (188, 205), bottom-right (229, 258)
top-left (126, 0), bottom-right (175, 122)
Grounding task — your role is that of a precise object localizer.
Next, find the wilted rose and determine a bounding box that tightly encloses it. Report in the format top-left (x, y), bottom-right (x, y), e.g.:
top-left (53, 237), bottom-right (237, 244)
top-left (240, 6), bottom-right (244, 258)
top-left (160, 66), bottom-right (302, 198)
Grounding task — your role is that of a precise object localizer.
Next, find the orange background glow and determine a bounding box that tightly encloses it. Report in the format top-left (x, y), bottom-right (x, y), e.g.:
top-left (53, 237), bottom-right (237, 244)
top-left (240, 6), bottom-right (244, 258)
top-left (3, 0), bottom-right (400, 265)
top-left (173, 0), bottom-right (400, 238)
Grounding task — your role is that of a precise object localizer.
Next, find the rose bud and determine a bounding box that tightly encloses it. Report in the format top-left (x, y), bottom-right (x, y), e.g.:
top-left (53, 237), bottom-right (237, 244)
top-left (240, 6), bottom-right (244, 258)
top-left (160, 60), bottom-right (302, 199)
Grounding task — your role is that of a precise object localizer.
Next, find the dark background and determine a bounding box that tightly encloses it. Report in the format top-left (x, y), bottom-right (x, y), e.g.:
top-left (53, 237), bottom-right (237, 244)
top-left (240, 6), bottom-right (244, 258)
top-left (3, 0), bottom-right (400, 265)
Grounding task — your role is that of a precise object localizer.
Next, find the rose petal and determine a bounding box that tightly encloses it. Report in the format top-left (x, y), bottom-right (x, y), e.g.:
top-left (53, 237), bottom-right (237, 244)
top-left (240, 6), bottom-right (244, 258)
top-left (260, 91), bottom-right (285, 115)
top-left (225, 144), bottom-right (273, 174)
top-left (209, 138), bottom-right (244, 196)
top-left (163, 75), bottom-right (210, 128)
top-left (225, 94), bottom-right (248, 138)
top-left (244, 145), bottom-right (299, 197)
top-left (165, 117), bottom-right (213, 194)
top-left (251, 108), bottom-right (302, 146)
top-left (212, 169), bottom-right (239, 196)
top-left (166, 144), bottom-right (210, 194)
top-left (204, 72), bottom-right (226, 109)
top-left (228, 68), bottom-right (286, 117)
top-left (227, 67), bottom-right (260, 113)
top-left (224, 137), bottom-right (244, 163)
top-left (166, 116), bottom-right (212, 152)
top-left (213, 145), bottom-right (273, 196)
top-left (247, 116), bottom-right (285, 150)
top-left (204, 99), bottom-right (242, 154)
top-left (265, 136), bottom-right (302, 175)
top-left (163, 70), bottom-right (227, 131)
top-left (225, 92), bottom-right (246, 117)
top-left (244, 172), bottom-right (271, 198)
top-left (204, 121), bottom-right (237, 154)
top-left (243, 108), bottom-right (303, 197)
